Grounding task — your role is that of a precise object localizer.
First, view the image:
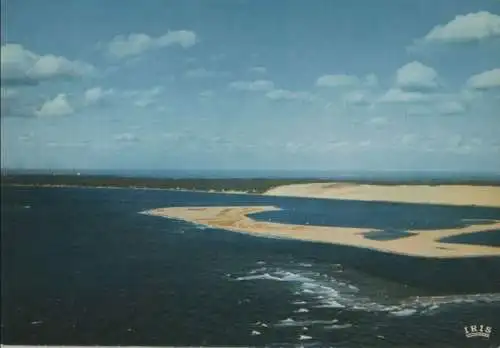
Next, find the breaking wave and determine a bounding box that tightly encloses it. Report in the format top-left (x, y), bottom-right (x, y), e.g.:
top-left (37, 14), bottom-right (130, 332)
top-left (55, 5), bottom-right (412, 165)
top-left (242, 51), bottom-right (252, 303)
top-left (233, 262), bottom-right (500, 321)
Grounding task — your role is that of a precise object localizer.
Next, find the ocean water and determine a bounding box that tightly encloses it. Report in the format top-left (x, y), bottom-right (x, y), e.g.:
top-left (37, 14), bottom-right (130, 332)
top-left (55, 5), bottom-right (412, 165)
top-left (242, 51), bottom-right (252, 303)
top-left (2, 186), bottom-right (500, 348)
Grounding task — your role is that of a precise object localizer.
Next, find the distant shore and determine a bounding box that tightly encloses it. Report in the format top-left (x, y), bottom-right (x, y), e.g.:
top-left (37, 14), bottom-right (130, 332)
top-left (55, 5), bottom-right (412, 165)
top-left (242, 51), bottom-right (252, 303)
top-left (4, 175), bottom-right (500, 207)
top-left (144, 206), bottom-right (500, 258)
top-left (264, 183), bottom-right (500, 207)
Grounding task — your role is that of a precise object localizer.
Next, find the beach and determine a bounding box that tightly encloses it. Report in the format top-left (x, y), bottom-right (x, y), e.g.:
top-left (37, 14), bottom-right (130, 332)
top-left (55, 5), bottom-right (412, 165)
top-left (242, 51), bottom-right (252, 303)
top-left (264, 183), bottom-right (500, 207)
top-left (143, 183), bottom-right (500, 258)
top-left (144, 205), bottom-right (500, 258)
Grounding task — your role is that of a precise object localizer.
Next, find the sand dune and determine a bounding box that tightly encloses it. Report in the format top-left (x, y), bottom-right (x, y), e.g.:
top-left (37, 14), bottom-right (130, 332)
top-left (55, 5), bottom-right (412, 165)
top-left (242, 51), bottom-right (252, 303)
top-left (264, 183), bottom-right (500, 207)
top-left (144, 206), bottom-right (500, 258)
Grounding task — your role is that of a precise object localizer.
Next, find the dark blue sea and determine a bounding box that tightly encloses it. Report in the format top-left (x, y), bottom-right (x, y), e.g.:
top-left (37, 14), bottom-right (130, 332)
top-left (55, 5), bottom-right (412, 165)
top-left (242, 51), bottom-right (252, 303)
top-left (2, 186), bottom-right (500, 347)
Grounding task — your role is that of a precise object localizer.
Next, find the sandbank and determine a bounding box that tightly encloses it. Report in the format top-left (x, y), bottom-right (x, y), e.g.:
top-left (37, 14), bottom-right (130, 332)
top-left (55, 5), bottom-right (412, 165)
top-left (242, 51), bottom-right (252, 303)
top-left (144, 206), bottom-right (500, 258)
top-left (264, 183), bottom-right (500, 207)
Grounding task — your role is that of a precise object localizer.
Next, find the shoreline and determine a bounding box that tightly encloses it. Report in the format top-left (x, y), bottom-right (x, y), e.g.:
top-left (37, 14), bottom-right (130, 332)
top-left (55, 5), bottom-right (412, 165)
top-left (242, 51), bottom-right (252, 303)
top-left (1, 183), bottom-right (251, 195)
top-left (5, 182), bottom-right (500, 207)
top-left (144, 206), bottom-right (500, 259)
top-left (264, 183), bottom-right (500, 208)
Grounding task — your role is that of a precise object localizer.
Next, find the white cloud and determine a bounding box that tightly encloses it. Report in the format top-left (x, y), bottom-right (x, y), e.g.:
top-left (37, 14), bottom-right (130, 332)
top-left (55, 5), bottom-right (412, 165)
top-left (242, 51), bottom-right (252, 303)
top-left (250, 66), bottom-right (267, 74)
top-left (36, 94), bottom-right (74, 117)
top-left (266, 89), bottom-right (317, 102)
top-left (84, 87), bottom-right (114, 105)
top-left (422, 11), bottom-right (500, 43)
top-left (229, 80), bottom-right (275, 91)
top-left (106, 30), bottom-right (197, 58)
top-left (467, 68), bottom-right (500, 90)
top-left (396, 61), bottom-right (438, 90)
top-left (316, 74), bottom-right (360, 87)
top-left (378, 88), bottom-right (432, 104)
top-left (184, 68), bottom-right (227, 79)
top-left (1, 43), bottom-right (95, 85)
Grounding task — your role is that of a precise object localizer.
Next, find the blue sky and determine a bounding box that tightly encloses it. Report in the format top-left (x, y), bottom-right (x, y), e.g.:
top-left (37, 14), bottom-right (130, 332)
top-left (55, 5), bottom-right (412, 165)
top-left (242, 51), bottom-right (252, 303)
top-left (1, 0), bottom-right (500, 172)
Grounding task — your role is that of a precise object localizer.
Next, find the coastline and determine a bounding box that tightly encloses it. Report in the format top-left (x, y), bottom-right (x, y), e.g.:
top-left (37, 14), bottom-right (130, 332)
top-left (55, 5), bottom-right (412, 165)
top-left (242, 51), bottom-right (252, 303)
top-left (5, 182), bottom-right (500, 207)
top-left (264, 183), bottom-right (500, 208)
top-left (1, 183), bottom-right (251, 195)
top-left (143, 206), bottom-right (500, 258)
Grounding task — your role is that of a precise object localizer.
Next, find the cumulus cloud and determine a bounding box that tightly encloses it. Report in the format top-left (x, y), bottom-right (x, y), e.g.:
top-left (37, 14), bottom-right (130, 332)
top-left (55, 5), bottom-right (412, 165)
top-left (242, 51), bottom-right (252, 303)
top-left (105, 30), bottom-right (197, 58)
top-left (266, 89), bottom-right (317, 102)
top-left (421, 11), bottom-right (500, 44)
top-left (467, 68), bottom-right (500, 90)
top-left (378, 88), bottom-right (431, 104)
top-left (84, 87), bottom-right (114, 105)
top-left (36, 94), bottom-right (74, 117)
top-left (1, 43), bottom-right (95, 85)
top-left (229, 80), bottom-right (275, 91)
top-left (396, 61), bottom-right (438, 91)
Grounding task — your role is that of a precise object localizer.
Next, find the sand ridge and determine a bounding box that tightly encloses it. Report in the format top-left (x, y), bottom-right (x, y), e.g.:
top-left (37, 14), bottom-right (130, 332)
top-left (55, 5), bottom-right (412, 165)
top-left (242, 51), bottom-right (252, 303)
top-left (144, 206), bottom-right (500, 258)
top-left (264, 183), bottom-right (500, 208)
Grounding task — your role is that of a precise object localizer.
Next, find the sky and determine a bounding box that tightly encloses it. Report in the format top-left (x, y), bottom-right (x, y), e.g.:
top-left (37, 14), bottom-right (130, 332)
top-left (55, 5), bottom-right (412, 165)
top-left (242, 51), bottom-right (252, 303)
top-left (1, 0), bottom-right (500, 173)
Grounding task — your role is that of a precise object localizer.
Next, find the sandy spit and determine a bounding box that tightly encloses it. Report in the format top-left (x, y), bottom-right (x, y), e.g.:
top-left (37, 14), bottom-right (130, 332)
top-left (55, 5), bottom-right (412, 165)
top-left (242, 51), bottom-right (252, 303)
top-left (144, 206), bottom-right (500, 258)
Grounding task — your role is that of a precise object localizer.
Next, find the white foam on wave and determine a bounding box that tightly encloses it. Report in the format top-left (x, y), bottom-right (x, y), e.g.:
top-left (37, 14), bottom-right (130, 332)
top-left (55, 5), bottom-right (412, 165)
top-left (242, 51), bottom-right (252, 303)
top-left (298, 263), bottom-right (313, 267)
top-left (236, 273), bottom-right (282, 281)
top-left (314, 300), bottom-right (345, 308)
top-left (234, 266), bottom-right (500, 319)
top-left (324, 323), bottom-right (353, 330)
top-left (294, 308), bottom-right (309, 313)
top-left (276, 319), bottom-right (340, 327)
top-left (390, 308), bottom-right (417, 317)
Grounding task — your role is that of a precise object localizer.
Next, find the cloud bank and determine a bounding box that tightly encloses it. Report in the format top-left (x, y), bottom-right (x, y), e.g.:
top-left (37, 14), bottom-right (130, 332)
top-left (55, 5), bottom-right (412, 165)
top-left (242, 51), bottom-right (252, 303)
top-left (1, 44), bottom-right (95, 85)
top-left (105, 30), bottom-right (197, 59)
